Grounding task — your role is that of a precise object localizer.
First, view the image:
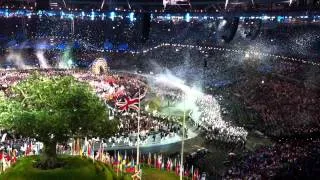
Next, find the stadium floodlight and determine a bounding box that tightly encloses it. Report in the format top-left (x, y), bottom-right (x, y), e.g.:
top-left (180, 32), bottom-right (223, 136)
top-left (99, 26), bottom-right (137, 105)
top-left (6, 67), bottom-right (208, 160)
top-left (163, 0), bottom-right (190, 9)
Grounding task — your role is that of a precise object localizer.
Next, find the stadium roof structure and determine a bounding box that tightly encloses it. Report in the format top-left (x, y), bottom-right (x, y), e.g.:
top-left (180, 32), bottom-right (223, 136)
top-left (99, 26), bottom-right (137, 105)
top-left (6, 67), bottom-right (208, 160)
top-left (0, 0), bottom-right (319, 11)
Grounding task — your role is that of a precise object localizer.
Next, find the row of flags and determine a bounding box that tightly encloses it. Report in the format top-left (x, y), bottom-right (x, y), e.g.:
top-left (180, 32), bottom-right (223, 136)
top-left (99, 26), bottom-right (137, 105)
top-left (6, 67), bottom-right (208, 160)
top-left (147, 153), bottom-right (201, 180)
top-left (66, 138), bottom-right (203, 179)
top-left (0, 138), bottom-right (202, 180)
top-left (0, 146), bottom-right (21, 173)
top-left (71, 138), bottom-right (137, 174)
top-left (68, 137), bottom-right (201, 179)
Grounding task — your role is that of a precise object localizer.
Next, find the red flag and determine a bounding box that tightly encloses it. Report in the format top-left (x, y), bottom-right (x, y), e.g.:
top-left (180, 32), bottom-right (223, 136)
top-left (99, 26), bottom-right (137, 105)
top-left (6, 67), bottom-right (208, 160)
top-left (5, 153), bottom-right (11, 162)
top-left (175, 163), bottom-right (180, 175)
top-left (166, 159), bottom-right (170, 171)
top-left (87, 144), bottom-right (91, 157)
top-left (193, 168), bottom-right (199, 180)
top-left (25, 143), bottom-right (32, 156)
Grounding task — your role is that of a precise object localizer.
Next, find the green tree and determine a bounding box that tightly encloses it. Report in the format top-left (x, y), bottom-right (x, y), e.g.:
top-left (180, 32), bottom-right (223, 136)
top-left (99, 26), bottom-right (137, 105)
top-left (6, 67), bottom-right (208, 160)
top-left (0, 74), bottom-right (118, 168)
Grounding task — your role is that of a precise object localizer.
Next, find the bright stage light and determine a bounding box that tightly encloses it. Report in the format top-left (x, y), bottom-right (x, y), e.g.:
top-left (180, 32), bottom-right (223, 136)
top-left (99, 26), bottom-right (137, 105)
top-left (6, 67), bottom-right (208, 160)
top-left (185, 13), bottom-right (190, 22)
top-left (91, 11), bottom-right (95, 21)
top-left (218, 19), bottom-right (227, 31)
top-left (110, 12), bottom-right (115, 21)
top-left (166, 14), bottom-right (171, 20)
top-left (5, 9), bottom-right (8, 17)
top-left (61, 11), bottom-right (65, 19)
top-left (129, 12), bottom-right (134, 22)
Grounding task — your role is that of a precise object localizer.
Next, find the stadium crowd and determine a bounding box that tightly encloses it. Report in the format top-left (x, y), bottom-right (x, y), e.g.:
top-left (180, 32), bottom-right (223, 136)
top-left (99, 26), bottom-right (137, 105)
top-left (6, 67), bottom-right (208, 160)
top-left (224, 138), bottom-right (320, 179)
top-left (233, 76), bottom-right (320, 137)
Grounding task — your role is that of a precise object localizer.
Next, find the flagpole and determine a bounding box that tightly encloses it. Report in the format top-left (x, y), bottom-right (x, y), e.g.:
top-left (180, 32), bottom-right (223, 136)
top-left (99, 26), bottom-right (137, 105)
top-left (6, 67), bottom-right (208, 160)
top-left (180, 94), bottom-right (186, 180)
top-left (136, 88), bottom-right (141, 170)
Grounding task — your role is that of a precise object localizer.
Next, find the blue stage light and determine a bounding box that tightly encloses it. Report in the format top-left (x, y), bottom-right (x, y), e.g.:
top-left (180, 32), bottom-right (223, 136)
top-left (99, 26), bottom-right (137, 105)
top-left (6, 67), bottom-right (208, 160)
top-left (129, 12), bottom-right (134, 22)
top-left (185, 13), bottom-right (190, 22)
top-left (91, 11), bottom-right (95, 21)
top-left (110, 11), bottom-right (115, 21)
top-left (61, 11), bottom-right (65, 19)
top-left (277, 16), bottom-right (284, 22)
top-left (166, 14), bottom-right (171, 20)
top-left (5, 9), bottom-right (8, 17)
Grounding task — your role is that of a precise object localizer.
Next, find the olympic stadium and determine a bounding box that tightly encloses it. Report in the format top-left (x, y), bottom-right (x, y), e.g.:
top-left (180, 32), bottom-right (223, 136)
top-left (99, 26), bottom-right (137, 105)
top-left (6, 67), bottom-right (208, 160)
top-left (0, 0), bottom-right (319, 180)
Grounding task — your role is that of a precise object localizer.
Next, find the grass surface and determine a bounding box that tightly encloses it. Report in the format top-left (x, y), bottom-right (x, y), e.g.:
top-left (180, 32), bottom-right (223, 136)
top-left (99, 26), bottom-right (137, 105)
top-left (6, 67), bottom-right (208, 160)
top-left (0, 156), bottom-right (184, 180)
top-left (141, 167), bottom-right (181, 180)
top-left (0, 156), bottom-right (130, 180)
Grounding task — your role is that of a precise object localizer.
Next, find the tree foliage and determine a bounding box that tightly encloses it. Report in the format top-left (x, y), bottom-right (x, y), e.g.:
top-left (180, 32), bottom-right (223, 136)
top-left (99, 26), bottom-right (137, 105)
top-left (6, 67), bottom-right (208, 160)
top-left (0, 74), bottom-right (118, 162)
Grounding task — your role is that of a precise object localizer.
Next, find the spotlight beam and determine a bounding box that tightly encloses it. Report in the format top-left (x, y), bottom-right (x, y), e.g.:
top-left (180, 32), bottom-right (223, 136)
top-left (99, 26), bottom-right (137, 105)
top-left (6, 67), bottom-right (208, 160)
top-left (62, 0), bottom-right (67, 8)
top-left (127, 0), bottom-right (132, 9)
top-left (100, 0), bottom-right (105, 9)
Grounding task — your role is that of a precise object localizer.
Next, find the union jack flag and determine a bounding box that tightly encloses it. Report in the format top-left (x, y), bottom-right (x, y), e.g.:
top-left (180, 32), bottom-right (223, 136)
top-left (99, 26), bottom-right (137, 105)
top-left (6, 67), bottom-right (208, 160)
top-left (115, 90), bottom-right (146, 112)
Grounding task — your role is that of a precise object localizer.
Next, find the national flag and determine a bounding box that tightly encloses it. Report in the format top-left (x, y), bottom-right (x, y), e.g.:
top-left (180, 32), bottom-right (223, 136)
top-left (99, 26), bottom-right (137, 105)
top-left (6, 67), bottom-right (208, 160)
top-left (115, 89), bottom-right (146, 112)
top-left (79, 145), bottom-right (83, 157)
top-left (115, 96), bottom-right (140, 111)
top-left (147, 152), bottom-right (151, 166)
top-left (193, 168), bottom-right (199, 180)
top-left (87, 143), bottom-right (91, 157)
top-left (191, 165), bottom-right (194, 180)
top-left (170, 159), bottom-right (173, 171)
top-left (1, 133), bottom-right (7, 142)
top-left (25, 142), bottom-right (32, 156)
top-left (153, 153), bottom-right (157, 167)
top-left (90, 145), bottom-right (94, 161)
top-left (175, 162), bottom-right (180, 176)
top-left (157, 154), bottom-right (162, 169)
top-left (166, 158), bottom-right (171, 171)
top-left (131, 158), bottom-right (135, 168)
top-left (76, 138), bottom-right (80, 155)
top-left (101, 143), bottom-right (105, 162)
top-left (11, 149), bottom-right (17, 164)
top-left (95, 143), bottom-right (102, 160)
top-left (126, 159), bottom-right (135, 174)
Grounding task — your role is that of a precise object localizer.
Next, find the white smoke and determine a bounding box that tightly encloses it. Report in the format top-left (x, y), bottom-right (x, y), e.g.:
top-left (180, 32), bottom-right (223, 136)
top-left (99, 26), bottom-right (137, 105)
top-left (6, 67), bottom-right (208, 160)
top-left (152, 70), bottom-right (204, 122)
top-left (35, 50), bottom-right (51, 69)
top-left (6, 50), bottom-right (30, 69)
top-left (149, 70), bottom-right (248, 141)
top-left (58, 59), bottom-right (71, 69)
